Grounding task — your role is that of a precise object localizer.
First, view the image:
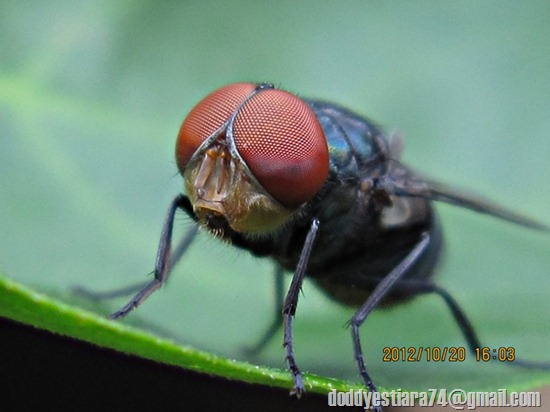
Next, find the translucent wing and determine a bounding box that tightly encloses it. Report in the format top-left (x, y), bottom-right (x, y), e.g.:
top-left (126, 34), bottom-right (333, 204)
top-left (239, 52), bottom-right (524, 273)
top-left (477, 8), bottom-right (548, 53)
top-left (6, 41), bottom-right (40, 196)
top-left (380, 164), bottom-right (549, 231)
top-left (421, 179), bottom-right (548, 231)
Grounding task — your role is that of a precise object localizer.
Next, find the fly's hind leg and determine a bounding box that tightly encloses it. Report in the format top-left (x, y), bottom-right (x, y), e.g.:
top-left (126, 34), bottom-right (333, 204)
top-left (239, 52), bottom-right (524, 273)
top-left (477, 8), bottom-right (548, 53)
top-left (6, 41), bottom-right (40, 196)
top-left (243, 267), bottom-right (284, 357)
top-left (398, 280), bottom-right (550, 369)
top-left (351, 234), bottom-right (550, 411)
top-left (73, 280), bottom-right (152, 301)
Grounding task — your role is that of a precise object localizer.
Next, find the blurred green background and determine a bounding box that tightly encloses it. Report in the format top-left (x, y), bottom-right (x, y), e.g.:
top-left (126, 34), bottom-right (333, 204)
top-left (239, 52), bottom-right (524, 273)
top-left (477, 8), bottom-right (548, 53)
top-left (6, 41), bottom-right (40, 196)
top-left (1, 1), bottom-right (549, 391)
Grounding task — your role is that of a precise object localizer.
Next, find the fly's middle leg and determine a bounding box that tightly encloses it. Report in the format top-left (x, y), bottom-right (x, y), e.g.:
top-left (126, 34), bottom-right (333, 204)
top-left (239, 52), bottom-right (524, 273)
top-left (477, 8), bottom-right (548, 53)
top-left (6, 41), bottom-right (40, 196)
top-left (349, 232), bottom-right (430, 411)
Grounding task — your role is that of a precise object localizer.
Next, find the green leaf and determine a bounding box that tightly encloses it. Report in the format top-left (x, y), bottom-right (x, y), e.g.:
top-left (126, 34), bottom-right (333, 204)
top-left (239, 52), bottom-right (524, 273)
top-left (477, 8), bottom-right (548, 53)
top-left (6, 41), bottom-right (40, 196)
top-left (0, 272), bottom-right (358, 394)
top-left (1, 1), bottom-right (550, 402)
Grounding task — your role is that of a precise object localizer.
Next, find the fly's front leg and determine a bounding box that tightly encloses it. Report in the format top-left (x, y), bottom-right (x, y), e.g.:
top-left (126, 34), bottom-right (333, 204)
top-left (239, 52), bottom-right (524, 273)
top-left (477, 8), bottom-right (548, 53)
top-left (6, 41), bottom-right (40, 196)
top-left (282, 219), bottom-right (320, 397)
top-left (110, 194), bottom-right (197, 319)
top-left (350, 232), bottom-right (430, 411)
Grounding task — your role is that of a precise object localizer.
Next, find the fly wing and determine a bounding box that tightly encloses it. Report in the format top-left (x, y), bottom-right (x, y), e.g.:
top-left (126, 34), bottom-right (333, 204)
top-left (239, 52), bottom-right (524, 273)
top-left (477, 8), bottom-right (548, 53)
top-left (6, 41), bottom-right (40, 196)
top-left (421, 179), bottom-right (548, 231)
top-left (379, 165), bottom-right (549, 231)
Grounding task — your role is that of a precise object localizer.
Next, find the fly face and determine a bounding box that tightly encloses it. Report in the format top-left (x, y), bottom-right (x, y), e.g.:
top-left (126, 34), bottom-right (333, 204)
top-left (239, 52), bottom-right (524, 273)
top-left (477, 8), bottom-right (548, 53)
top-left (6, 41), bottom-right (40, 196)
top-left (175, 83), bottom-right (329, 236)
top-left (106, 82), bottom-right (548, 410)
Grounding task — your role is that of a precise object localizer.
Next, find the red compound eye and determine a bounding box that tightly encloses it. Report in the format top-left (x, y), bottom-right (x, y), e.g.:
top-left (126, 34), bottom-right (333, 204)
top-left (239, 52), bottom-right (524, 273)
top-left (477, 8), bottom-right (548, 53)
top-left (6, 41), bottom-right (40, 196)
top-left (176, 83), bottom-right (256, 173)
top-left (233, 89), bottom-right (329, 208)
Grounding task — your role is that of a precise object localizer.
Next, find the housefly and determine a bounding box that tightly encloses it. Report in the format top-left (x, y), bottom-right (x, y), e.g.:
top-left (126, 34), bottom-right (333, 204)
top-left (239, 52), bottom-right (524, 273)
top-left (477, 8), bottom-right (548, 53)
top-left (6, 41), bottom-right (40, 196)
top-left (102, 83), bottom-right (548, 408)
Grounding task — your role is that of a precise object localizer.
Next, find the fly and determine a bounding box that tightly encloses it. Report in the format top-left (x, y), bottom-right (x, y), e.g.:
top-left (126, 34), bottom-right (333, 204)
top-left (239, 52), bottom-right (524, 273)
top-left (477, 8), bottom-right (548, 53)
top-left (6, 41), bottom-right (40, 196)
top-left (100, 83), bottom-right (548, 410)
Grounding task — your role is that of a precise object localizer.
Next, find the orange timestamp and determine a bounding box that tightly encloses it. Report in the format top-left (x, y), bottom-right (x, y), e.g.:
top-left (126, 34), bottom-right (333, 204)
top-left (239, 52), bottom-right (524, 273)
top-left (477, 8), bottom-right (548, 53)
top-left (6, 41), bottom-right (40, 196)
top-left (382, 346), bottom-right (516, 362)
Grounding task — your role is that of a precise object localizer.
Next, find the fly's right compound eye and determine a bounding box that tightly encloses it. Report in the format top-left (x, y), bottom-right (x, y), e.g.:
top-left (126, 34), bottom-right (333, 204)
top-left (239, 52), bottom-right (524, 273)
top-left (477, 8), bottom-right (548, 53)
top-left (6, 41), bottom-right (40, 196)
top-left (231, 88), bottom-right (329, 208)
top-left (175, 83), bottom-right (257, 173)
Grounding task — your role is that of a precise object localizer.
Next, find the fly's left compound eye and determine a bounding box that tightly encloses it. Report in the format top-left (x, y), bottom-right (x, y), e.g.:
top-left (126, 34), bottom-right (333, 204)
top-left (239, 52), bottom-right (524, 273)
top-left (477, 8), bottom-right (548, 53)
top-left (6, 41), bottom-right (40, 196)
top-left (175, 83), bottom-right (257, 174)
top-left (233, 89), bottom-right (329, 208)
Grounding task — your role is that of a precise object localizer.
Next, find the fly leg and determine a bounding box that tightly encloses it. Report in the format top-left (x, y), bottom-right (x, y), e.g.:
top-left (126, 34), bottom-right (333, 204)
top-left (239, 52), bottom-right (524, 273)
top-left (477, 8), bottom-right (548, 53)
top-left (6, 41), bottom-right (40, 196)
top-left (74, 222), bottom-right (198, 301)
top-left (350, 232), bottom-right (430, 411)
top-left (283, 218), bottom-right (320, 396)
top-left (109, 194), bottom-right (198, 319)
top-left (74, 280), bottom-right (154, 300)
top-left (396, 280), bottom-right (550, 369)
top-left (244, 267), bottom-right (284, 357)
top-left (384, 280), bottom-right (483, 353)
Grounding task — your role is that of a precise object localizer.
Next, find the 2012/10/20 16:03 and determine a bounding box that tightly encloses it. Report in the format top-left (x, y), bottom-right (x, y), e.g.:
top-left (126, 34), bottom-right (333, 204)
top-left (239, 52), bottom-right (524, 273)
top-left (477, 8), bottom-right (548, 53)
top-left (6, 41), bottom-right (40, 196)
top-left (381, 346), bottom-right (516, 363)
top-left (81, 82), bottom-right (549, 408)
